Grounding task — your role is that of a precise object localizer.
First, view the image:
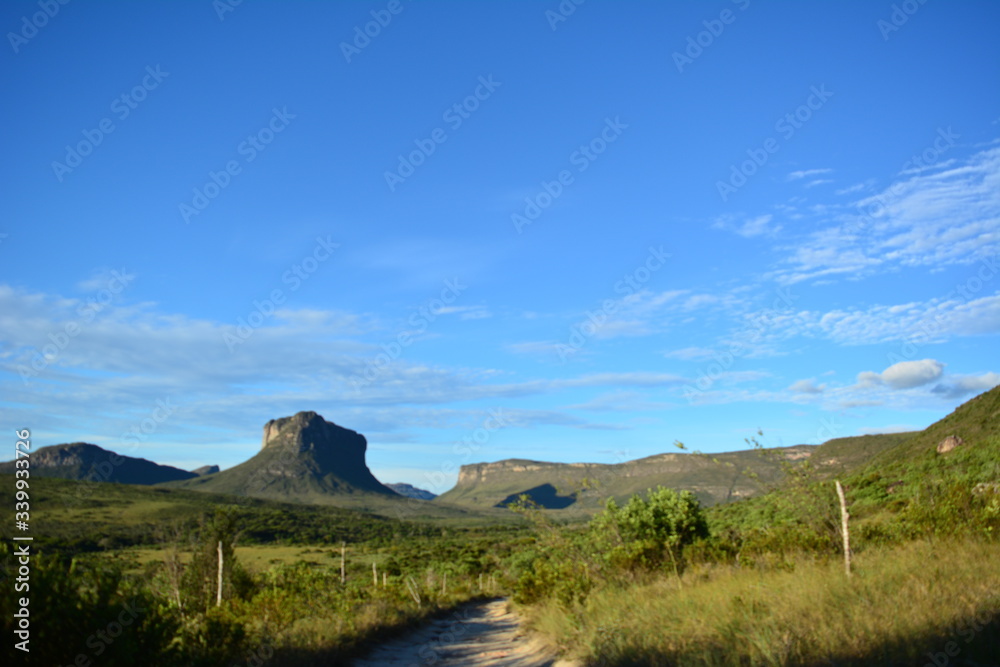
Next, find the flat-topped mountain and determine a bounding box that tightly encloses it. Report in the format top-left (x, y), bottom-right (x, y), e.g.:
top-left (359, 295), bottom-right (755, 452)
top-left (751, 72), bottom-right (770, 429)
top-left (0, 442), bottom-right (197, 485)
top-left (173, 411), bottom-right (399, 502)
top-left (436, 445), bottom-right (816, 510)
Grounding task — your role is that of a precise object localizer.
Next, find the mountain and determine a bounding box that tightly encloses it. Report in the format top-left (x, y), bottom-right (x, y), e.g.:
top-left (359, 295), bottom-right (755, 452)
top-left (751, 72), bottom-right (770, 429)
top-left (192, 465), bottom-right (220, 476)
top-left (170, 411), bottom-right (399, 503)
top-left (436, 445), bottom-right (820, 510)
top-left (386, 483), bottom-right (437, 500)
top-left (0, 442), bottom-right (197, 485)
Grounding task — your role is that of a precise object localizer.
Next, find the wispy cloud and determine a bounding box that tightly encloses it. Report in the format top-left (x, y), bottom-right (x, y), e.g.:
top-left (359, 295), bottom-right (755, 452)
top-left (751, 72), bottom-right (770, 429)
top-left (787, 168), bottom-right (833, 181)
top-left (772, 145), bottom-right (1000, 285)
top-left (931, 372), bottom-right (1000, 399)
top-left (713, 213), bottom-right (782, 238)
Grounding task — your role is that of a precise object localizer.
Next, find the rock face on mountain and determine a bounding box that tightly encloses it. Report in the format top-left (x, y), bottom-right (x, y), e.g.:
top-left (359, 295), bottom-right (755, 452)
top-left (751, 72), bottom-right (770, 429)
top-left (173, 411), bottom-right (398, 502)
top-left (192, 465), bottom-right (220, 476)
top-left (386, 483), bottom-right (437, 500)
top-left (0, 442), bottom-right (197, 485)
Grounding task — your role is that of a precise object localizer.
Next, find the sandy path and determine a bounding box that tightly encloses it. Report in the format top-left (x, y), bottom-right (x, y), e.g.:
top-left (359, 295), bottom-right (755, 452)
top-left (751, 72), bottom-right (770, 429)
top-left (352, 598), bottom-right (580, 667)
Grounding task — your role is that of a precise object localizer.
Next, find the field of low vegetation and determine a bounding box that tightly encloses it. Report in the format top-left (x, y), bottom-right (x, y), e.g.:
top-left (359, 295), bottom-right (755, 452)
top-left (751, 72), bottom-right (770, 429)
top-left (3, 389), bottom-right (999, 666)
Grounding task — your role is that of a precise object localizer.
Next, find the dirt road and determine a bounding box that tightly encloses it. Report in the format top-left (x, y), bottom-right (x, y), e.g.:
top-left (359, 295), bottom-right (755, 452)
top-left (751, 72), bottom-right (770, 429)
top-left (352, 598), bottom-right (580, 667)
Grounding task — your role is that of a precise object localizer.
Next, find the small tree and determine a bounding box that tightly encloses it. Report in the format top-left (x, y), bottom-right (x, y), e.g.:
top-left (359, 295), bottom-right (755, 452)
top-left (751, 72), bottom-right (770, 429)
top-left (591, 486), bottom-right (708, 580)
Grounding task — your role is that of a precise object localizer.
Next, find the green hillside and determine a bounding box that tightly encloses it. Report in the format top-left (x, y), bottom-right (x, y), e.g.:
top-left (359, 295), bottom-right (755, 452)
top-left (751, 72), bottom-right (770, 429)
top-left (707, 385), bottom-right (1000, 549)
top-left (869, 385), bottom-right (1000, 466)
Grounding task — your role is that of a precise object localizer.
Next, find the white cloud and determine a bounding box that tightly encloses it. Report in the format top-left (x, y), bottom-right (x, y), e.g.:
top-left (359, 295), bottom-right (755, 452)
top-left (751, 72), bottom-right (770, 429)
top-left (857, 424), bottom-right (918, 435)
top-left (804, 179), bottom-right (834, 188)
top-left (771, 145), bottom-right (1000, 285)
top-left (0, 285), bottom-right (678, 455)
top-left (932, 372), bottom-right (1000, 399)
top-left (664, 346), bottom-right (715, 361)
top-left (787, 168), bottom-right (832, 181)
top-left (435, 305), bottom-right (492, 320)
top-left (789, 378), bottom-right (825, 394)
top-left (713, 213), bottom-right (781, 238)
top-left (835, 182), bottom-right (867, 195)
top-left (856, 359), bottom-right (945, 390)
top-left (757, 289), bottom-right (1000, 347)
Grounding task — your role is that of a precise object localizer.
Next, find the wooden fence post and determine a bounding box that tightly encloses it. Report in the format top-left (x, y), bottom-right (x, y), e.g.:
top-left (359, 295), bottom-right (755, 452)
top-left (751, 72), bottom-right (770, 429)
top-left (835, 480), bottom-right (851, 577)
top-left (216, 541), bottom-right (224, 606)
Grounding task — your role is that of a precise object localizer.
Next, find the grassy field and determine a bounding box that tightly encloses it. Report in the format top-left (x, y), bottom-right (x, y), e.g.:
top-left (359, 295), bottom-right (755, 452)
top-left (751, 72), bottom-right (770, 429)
top-left (526, 539), bottom-right (1000, 666)
top-left (0, 474), bottom-right (524, 554)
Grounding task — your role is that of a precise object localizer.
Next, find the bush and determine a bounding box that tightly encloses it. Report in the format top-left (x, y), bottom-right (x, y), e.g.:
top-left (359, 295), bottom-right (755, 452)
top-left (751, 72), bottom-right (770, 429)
top-left (590, 486), bottom-right (708, 573)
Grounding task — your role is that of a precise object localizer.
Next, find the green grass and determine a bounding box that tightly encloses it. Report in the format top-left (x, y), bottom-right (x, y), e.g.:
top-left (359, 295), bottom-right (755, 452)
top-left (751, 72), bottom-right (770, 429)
top-left (526, 539), bottom-right (1000, 666)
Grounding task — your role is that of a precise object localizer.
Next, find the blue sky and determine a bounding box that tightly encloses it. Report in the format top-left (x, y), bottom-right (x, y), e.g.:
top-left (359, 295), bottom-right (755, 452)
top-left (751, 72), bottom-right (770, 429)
top-left (2, 0), bottom-right (999, 495)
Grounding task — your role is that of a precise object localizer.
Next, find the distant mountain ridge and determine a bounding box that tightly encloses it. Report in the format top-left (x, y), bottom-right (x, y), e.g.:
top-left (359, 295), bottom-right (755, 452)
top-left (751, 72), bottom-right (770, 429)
top-left (387, 483), bottom-right (437, 500)
top-left (435, 433), bottom-right (915, 511)
top-left (0, 442), bottom-right (197, 485)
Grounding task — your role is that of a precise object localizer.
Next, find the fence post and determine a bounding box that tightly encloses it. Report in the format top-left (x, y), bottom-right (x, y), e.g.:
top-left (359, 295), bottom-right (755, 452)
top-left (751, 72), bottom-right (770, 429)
top-left (216, 541), bottom-right (224, 606)
top-left (835, 480), bottom-right (851, 577)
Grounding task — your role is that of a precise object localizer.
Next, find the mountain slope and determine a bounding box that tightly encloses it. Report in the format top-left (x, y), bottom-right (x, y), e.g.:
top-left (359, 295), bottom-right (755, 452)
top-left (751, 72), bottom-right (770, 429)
top-left (0, 442), bottom-right (196, 485)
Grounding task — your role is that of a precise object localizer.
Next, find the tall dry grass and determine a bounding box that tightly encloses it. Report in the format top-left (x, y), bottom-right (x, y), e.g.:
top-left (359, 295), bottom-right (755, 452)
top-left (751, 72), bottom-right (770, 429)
top-left (527, 539), bottom-right (1000, 666)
